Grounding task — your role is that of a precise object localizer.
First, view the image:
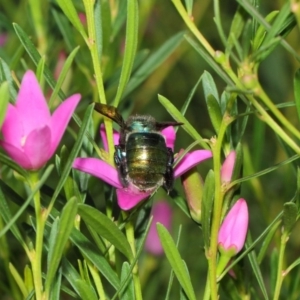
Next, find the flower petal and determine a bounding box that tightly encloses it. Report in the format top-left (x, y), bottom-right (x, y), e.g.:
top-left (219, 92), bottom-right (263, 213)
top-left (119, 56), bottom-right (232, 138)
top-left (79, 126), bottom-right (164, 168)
top-left (174, 150), bottom-right (212, 178)
top-left (23, 126), bottom-right (52, 170)
top-left (100, 124), bottom-right (120, 151)
top-left (0, 140), bottom-right (32, 169)
top-left (221, 151), bottom-right (236, 183)
top-left (73, 157), bottom-right (122, 188)
top-left (116, 188), bottom-right (151, 210)
top-left (50, 94), bottom-right (81, 156)
top-left (1, 104), bottom-right (24, 147)
top-left (15, 70), bottom-right (51, 135)
top-left (161, 126), bottom-right (176, 150)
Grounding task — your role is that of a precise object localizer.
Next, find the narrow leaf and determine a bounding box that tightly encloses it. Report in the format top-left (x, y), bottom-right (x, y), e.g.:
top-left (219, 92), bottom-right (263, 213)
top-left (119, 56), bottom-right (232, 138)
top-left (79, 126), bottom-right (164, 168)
top-left (45, 197), bottom-right (78, 292)
top-left (202, 71), bottom-right (219, 102)
top-left (113, 0), bottom-right (138, 106)
top-left (157, 224), bottom-right (197, 300)
top-left (13, 23), bottom-right (65, 101)
top-left (49, 267), bottom-right (62, 300)
top-left (158, 94), bottom-right (208, 149)
top-left (50, 104), bottom-right (94, 206)
top-left (9, 263), bottom-right (28, 297)
top-left (55, 0), bottom-right (87, 40)
top-left (124, 31), bottom-right (185, 97)
top-left (180, 74), bottom-right (203, 117)
top-left (0, 58), bottom-right (17, 100)
top-left (246, 234), bottom-right (269, 300)
top-left (294, 69), bottom-right (300, 122)
top-left (120, 262), bottom-right (134, 300)
top-left (76, 279), bottom-right (98, 300)
top-left (70, 228), bottom-right (120, 290)
top-left (78, 204), bottom-right (133, 261)
top-left (0, 81), bottom-right (9, 127)
top-left (282, 202), bottom-right (297, 234)
top-left (48, 46), bottom-right (80, 107)
top-left (201, 170), bottom-right (215, 247)
top-left (206, 94), bottom-right (222, 134)
top-left (0, 165), bottom-right (53, 240)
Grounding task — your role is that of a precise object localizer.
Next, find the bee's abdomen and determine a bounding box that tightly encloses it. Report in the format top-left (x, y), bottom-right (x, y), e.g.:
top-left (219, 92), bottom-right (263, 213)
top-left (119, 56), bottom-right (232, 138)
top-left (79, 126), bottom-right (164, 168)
top-left (126, 132), bottom-right (169, 190)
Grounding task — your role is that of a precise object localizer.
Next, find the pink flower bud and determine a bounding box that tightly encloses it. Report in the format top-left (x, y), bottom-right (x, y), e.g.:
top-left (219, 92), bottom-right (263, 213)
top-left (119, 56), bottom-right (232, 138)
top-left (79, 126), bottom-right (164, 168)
top-left (145, 201), bottom-right (172, 256)
top-left (218, 198), bottom-right (248, 255)
top-left (221, 151), bottom-right (236, 183)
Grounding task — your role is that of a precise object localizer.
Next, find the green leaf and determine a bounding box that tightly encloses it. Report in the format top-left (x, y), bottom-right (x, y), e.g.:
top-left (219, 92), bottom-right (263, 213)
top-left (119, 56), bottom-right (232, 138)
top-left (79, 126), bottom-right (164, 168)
top-left (270, 248), bottom-right (278, 295)
top-left (257, 220), bottom-right (280, 264)
top-left (184, 35), bottom-right (234, 86)
top-left (157, 224), bottom-right (197, 300)
top-left (294, 69), bottom-right (300, 122)
top-left (48, 46), bottom-right (80, 107)
top-left (45, 197), bottom-right (78, 293)
top-left (202, 71), bottom-right (219, 102)
top-left (0, 165), bottom-right (54, 240)
top-left (124, 31), bottom-right (185, 97)
top-left (180, 74), bottom-right (202, 117)
top-left (62, 258), bottom-right (82, 296)
top-left (158, 94), bottom-right (208, 149)
top-left (113, 0), bottom-right (138, 107)
top-left (0, 58), bottom-right (17, 100)
top-left (76, 279), bottom-right (98, 300)
top-left (36, 56), bottom-right (46, 84)
top-left (0, 152), bottom-right (29, 181)
top-left (201, 170), bottom-right (215, 247)
top-left (252, 11), bottom-right (278, 51)
top-left (0, 81), bottom-right (9, 127)
top-left (282, 202), bottom-right (297, 234)
top-left (49, 267), bottom-right (62, 300)
top-left (50, 104), bottom-right (94, 207)
top-left (13, 23), bottom-right (65, 101)
top-left (78, 204), bottom-right (133, 261)
top-left (120, 262), bottom-right (134, 300)
top-left (206, 94), bottom-right (222, 134)
top-left (184, 0), bottom-right (193, 15)
top-left (9, 263), bottom-right (28, 298)
top-left (246, 234), bottom-right (269, 300)
top-left (70, 228), bottom-right (120, 290)
top-left (55, 0), bottom-right (87, 41)
top-left (226, 8), bottom-right (245, 56)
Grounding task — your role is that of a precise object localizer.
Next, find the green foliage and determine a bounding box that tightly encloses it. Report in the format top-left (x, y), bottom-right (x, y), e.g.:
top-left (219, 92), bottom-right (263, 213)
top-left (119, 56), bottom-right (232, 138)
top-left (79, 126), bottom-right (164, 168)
top-left (1, 0), bottom-right (300, 299)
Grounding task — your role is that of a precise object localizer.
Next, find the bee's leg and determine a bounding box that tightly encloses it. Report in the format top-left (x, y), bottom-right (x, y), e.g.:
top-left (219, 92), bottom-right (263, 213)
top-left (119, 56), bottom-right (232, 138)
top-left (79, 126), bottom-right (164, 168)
top-left (114, 145), bottom-right (129, 187)
top-left (164, 148), bottom-right (174, 192)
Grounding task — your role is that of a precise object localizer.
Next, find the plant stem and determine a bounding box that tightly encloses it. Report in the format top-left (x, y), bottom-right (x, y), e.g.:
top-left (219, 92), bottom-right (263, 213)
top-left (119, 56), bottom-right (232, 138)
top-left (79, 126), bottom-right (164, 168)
top-left (206, 116), bottom-right (231, 299)
top-left (255, 82), bottom-right (300, 140)
top-left (171, 0), bottom-right (215, 57)
top-left (29, 172), bottom-right (45, 300)
top-left (82, 0), bottom-right (114, 161)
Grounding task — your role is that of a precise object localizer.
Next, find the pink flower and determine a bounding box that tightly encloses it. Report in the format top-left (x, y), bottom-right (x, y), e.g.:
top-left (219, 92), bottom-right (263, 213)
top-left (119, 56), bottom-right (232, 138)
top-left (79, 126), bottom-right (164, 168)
top-left (145, 200), bottom-right (172, 255)
top-left (0, 70), bottom-right (81, 170)
top-left (73, 125), bottom-right (212, 210)
top-left (220, 151), bottom-right (236, 183)
top-left (218, 198), bottom-right (248, 255)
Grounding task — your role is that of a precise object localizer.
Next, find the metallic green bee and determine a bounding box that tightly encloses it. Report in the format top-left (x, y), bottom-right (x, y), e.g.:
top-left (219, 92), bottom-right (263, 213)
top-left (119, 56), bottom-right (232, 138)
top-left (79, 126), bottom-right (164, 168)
top-left (94, 103), bottom-right (182, 193)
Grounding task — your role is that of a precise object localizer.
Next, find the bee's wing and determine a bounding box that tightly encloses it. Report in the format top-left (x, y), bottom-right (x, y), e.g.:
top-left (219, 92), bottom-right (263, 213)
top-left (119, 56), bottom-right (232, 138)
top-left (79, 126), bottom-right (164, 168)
top-left (94, 103), bottom-right (125, 128)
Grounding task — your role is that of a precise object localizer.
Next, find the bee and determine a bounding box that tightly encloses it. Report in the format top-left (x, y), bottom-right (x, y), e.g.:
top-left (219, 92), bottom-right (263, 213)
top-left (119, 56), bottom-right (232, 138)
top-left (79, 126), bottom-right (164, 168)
top-left (94, 103), bottom-right (182, 193)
